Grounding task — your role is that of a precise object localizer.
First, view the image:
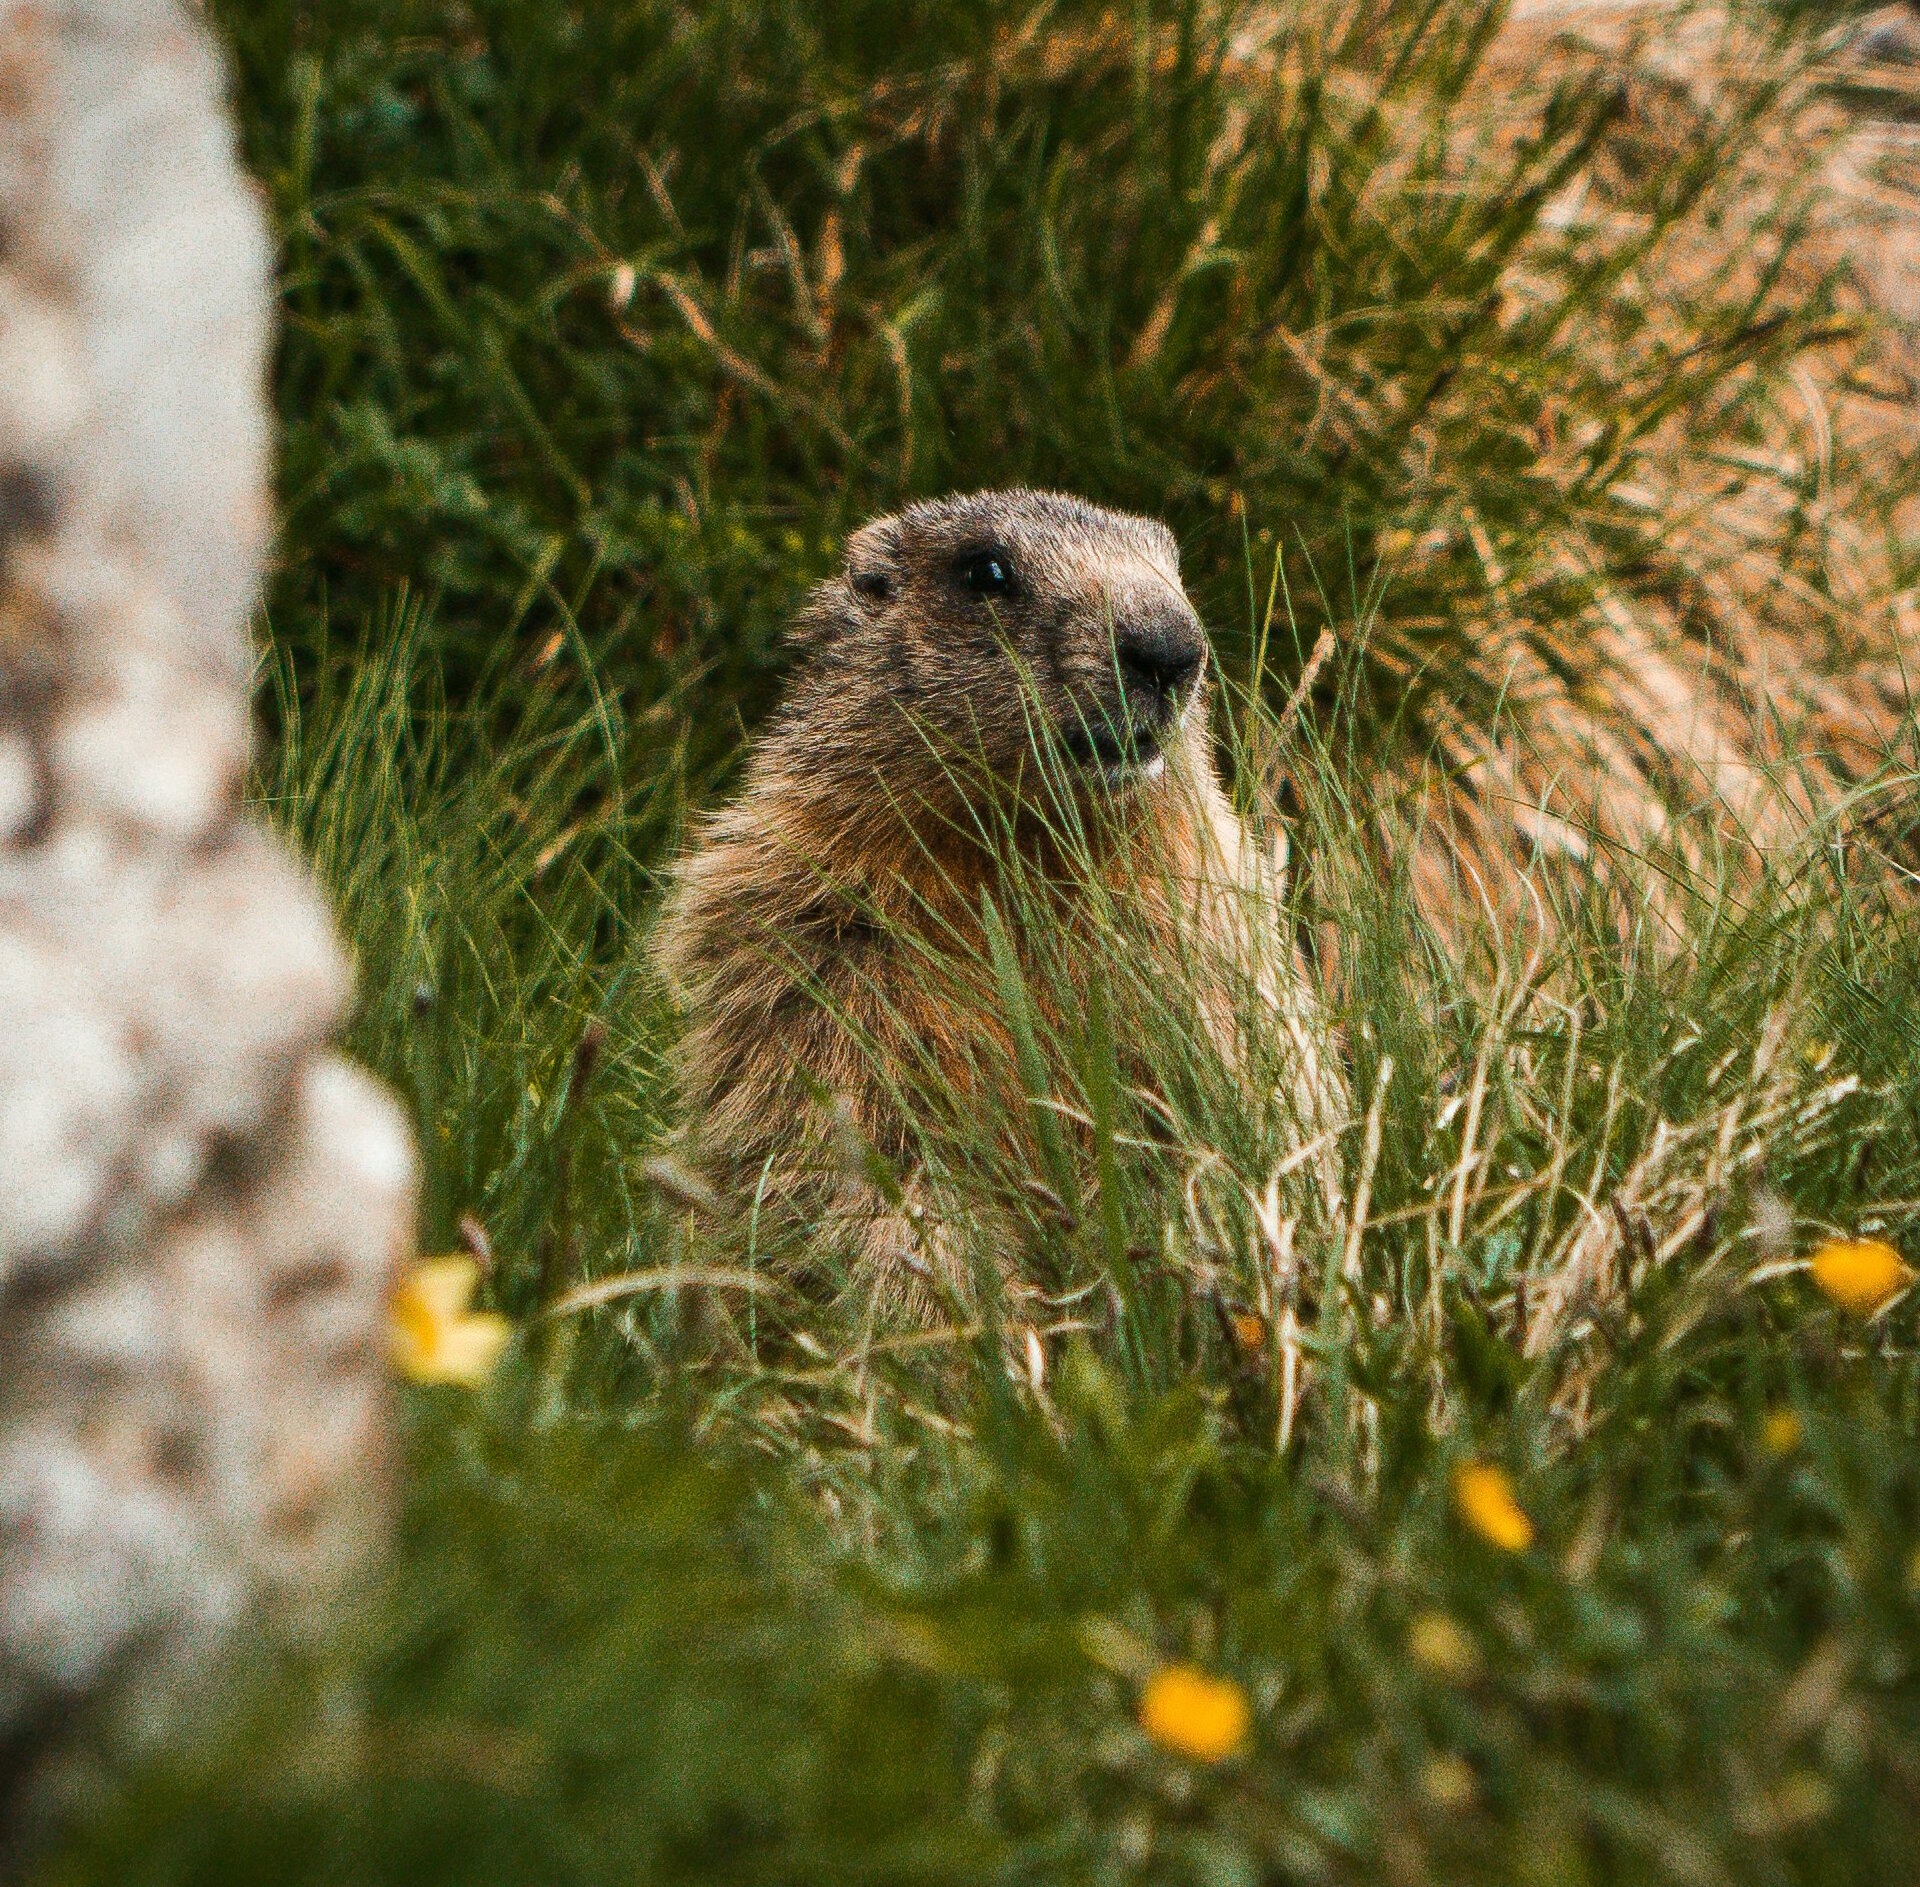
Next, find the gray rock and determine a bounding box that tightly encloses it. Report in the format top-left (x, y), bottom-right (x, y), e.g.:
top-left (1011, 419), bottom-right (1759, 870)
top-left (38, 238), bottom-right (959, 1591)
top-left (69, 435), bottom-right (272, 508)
top-left (0, 0), bottom-right (414, 1807)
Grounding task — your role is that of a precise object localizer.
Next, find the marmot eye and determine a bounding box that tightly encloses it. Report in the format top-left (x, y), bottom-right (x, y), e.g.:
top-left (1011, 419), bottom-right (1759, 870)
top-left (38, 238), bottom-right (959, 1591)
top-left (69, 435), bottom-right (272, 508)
top-left (958, 551), bottom-right (1014, 598)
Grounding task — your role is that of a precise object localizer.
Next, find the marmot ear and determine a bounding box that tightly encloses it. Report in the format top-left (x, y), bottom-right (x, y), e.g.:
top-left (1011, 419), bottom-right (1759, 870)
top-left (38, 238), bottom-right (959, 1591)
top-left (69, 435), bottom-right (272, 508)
top-left (845, 516), bottom-right (901, 611)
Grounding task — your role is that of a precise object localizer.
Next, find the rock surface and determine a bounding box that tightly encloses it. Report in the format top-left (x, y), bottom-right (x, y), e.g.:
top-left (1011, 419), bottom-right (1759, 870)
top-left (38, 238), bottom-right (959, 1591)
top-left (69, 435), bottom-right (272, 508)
top-left (0, 0), bottom-right (413, 1800)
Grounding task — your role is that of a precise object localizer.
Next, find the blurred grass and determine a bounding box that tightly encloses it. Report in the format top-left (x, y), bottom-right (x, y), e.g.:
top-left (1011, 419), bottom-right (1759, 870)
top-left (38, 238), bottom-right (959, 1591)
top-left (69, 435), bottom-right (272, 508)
top-left (49, 1340), bottom-right (1920, 1884)
top-left (34, 0), bottom-right (1920, 1880)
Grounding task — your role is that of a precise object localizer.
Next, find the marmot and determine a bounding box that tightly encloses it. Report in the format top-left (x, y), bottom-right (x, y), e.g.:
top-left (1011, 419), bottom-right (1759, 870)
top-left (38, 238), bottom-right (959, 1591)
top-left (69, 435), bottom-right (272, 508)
top-left (656, 489), bottom-right (1337, 1318)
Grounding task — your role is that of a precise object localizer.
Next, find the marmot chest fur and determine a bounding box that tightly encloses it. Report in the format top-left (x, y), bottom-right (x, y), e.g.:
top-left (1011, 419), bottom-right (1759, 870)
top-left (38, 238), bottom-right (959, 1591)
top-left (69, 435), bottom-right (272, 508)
top-left (655, 489), bottom-right (1333, 1307)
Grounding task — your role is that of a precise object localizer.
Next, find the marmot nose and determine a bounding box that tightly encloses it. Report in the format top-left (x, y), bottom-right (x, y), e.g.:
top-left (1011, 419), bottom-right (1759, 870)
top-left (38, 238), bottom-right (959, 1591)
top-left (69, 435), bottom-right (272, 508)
top-left (1115, 607), bottom-right (1206, 705)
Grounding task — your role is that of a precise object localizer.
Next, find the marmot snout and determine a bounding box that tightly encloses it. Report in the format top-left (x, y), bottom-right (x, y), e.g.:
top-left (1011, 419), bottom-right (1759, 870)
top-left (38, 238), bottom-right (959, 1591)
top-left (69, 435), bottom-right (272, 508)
top-left (656, 488), bottom-right (1337, 1318)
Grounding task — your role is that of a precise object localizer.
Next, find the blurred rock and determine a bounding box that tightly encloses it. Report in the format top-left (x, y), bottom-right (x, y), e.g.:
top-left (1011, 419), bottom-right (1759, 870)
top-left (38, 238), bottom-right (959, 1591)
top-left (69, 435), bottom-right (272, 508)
top-left (0, 0), bottom-right (413, 1812)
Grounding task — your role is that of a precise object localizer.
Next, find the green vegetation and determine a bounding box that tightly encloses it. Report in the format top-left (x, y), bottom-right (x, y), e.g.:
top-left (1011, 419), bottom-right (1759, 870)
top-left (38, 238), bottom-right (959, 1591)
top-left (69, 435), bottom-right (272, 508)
top-left (220, 0), bottom-right (1914, 852)
top-left (39, 1), bottom-right (1920, 1881)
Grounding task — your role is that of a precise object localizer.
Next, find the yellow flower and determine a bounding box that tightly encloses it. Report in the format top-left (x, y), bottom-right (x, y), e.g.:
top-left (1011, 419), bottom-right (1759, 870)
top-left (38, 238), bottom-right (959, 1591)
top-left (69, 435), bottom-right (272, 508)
top-left (1808, 1238), bottom-right (1913, 1318)
top-left (1408, 1611), bottom-right (1482, 1683)
top-left (390, 1255), bottom-right (512, 1386)
top-left (1138, 1664), bottom-right (1251, 1763)
top-left (1761, 1409), bottom-right (1802, 1457)
top-left (1452, 1462), bottom-right (1534, 1553)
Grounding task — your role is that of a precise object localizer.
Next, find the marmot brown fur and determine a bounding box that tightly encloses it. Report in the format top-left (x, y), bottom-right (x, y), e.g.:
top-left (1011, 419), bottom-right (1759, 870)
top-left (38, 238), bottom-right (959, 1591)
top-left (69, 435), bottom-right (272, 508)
top-left (656, 489), bottom-right (1337, 1318)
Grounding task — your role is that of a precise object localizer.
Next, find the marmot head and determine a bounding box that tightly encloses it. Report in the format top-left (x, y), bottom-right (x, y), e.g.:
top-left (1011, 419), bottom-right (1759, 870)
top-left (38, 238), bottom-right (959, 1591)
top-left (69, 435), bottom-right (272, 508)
top-left (804, 489), bottom-right (1210, 790)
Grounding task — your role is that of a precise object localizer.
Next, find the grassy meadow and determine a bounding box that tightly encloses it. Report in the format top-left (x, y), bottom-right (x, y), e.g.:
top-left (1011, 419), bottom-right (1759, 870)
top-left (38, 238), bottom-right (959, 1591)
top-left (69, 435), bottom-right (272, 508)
top-left (39, 1), bottom-right (1920, 1881)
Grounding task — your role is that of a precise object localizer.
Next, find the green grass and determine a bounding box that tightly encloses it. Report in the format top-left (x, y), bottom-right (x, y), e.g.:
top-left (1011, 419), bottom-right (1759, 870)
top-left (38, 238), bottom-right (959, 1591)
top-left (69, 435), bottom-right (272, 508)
top-left (34, 0), bottom-right (1920, 1881)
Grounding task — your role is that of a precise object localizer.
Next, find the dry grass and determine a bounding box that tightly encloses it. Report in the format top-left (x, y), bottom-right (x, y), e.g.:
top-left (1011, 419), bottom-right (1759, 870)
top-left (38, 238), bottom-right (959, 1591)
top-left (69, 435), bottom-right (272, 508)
top-left (1296, 0), bottom-right (1920, 924)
